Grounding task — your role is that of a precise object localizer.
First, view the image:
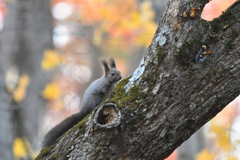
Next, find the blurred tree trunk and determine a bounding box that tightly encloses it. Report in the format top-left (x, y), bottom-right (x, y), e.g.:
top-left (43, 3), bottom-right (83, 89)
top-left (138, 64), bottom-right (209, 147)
top-left (37, 0), bottom-right (240, 159)
top-left (177, 129), bottom-right (204, 160)
top-left (140, 0), bottom-right (168, 23)
top-left (0, 68), bottom-right (13, 160)
top-left (0, 0), bottom-right (52, 157)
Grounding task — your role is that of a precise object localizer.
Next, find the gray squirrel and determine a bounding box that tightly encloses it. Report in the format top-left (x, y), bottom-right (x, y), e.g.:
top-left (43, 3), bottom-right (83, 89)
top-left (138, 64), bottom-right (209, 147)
top-left (42, 58), bottom-right (121, 148)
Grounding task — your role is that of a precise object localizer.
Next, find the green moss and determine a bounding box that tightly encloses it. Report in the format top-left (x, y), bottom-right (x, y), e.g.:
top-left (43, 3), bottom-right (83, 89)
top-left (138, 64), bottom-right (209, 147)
top-left (209, 1), bottom-right (239, 34)
top-left (229, 29), bottom-right (239, 38)
top-left (174, 42), bottom-right (193, 67)
top-left (174, 39), bottom-right (203, 67)
top-left (210, 18), bottom-right (221, 33)
top-left (113, 76), bottom-right (131, 95)
top-left (222, 11), bottom-right (239, 26)
top-left (225, 29), bottom-right (239, 50)
top-left (110, 74), bottom-right (154, 121)
top-left (54, 110), bottom-right (93, 146)
top-left (208, 0), bottom-right (240, 38)
top-left (113, 84), bottom-right (135, 107)
top-left (109, 76), bottom-right (131, 106)
top-left (220, 0), bottom-right (240, 22)
top-left (49, 153), bottom-right (61, 160)
top-left (35, 145), bottom-right (54, 160)
top-left (126, 85), bottom-right (141, 106)
top-left (142, 70), bottom-right (158, 92)
top-left (225, 39), bottom-right (235, 50)
top-left (123, 84), bottom-right (151, 120)
top-left (220, 9), bottom-right (234, 21)
top-left (156, 47), bottom-right (165, 61)
top-left (200, 19), bottom-right (210, 27)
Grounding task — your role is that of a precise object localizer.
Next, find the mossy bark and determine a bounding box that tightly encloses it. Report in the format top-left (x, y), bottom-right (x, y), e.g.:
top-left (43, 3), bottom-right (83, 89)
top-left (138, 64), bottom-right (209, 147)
top-left (36, 0), bottom-right (240, 159)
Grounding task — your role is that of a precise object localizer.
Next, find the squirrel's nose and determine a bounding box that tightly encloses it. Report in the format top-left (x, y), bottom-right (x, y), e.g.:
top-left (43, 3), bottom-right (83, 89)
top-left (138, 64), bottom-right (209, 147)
top-left (119, 76), bottom-right (122, 80)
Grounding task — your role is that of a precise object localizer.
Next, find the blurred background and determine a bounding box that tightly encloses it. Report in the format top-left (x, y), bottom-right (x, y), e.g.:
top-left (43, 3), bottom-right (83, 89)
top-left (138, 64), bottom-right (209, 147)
top-left (0, 0), bottom-right (239, 159)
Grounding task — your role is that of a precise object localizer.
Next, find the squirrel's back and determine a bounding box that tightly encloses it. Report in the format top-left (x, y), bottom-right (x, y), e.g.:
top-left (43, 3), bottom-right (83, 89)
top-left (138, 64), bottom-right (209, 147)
top-left (81, 78), bottom-right (105, 113)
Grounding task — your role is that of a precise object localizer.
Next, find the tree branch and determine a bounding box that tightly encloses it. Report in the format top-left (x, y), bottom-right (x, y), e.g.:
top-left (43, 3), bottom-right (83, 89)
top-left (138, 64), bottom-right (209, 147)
top-left (36, 0), bottom-right (240, 159)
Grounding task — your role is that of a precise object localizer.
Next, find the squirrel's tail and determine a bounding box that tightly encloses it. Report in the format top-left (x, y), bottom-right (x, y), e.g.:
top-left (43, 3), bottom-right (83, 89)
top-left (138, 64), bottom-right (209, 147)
top-left (42, 111), bottom-right (86, 148)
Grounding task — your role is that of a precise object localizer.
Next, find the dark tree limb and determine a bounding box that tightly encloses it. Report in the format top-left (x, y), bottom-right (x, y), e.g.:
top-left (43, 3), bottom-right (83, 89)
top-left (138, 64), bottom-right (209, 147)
top-left (36, 0), bottom-right (240, 159)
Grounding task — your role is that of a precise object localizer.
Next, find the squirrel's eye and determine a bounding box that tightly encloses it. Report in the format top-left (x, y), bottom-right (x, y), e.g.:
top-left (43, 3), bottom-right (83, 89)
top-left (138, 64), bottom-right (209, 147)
top-left (111, 73), bottom-right (115, 76)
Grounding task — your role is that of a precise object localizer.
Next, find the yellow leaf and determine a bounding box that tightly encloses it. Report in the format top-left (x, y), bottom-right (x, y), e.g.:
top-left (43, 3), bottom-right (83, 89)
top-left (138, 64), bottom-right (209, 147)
top-left (218, 132), bottom-right (231, 151)
top-left (12, 74), bottom-right (30, 103)
top-left (140, 1), bottom-right (155, 23)
top-left (13, 137), bottom-right (27, 160)
top-left (93, 26), bottom-right (104, 45)
top-left (228, 157), bottom-right (238, 160)
top-left (100, 8), bottom-right (109, 18)
top-left (195, 148), bottom-right (215, 160)
top-left (131, 12), bottom-right (141, 26)
top-left (210, 122), bottom-right (231, 151)
top-left (135, 21), bottom-right (157, 46)
top-left (12, 87), bottom-right (26, 103)
top-left (134, 1), bottom-right (157, 46)
top-left (41, 49), bottom-right (61, 70)
top-left (42, 83), bottom-right (61, 100)
top-left (210, 121), bottom-right (225, 134)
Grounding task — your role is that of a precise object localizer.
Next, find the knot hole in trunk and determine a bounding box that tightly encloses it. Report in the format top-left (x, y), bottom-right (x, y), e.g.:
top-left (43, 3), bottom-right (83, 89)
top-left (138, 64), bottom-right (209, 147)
top-left (94, 103), bottom-right (121, 128)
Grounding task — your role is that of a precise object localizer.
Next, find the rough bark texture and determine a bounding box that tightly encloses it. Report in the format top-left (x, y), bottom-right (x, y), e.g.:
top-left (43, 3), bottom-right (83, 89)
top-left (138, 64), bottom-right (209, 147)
top-left (36, 0), bottom-right (240, 159)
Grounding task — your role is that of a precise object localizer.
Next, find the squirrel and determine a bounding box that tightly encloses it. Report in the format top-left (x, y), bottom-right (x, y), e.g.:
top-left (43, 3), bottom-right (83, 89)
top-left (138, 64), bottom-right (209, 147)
top-left (42, 58), bottom-right (122, 148)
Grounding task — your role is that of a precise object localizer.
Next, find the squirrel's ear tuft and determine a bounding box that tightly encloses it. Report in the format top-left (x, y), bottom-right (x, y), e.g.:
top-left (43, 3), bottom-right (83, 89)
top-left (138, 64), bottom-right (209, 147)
top-left (109, 58), bottom-right (116, 68)
top-left (101, 59), bottom-right (109, 75)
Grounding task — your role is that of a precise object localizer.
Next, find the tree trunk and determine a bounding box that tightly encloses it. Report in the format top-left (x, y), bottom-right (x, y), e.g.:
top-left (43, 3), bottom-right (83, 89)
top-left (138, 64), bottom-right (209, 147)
top-left (0, 0), bottom-right (52, 154)
top-left (36, 0), bottom-right (240, 159)
top-left (0, 68), bottom-right (13, 160)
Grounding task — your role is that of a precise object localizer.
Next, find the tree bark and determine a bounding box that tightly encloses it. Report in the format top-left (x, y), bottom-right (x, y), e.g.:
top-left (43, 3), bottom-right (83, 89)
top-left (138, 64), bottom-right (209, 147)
top-left (36, 0), bottom-right (240, 159)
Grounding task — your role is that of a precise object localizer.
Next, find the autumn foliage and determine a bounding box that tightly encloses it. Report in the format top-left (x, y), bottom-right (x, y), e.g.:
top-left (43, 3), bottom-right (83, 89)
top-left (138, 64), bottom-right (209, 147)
top-left (0, 0), bottom-right (238, 159)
